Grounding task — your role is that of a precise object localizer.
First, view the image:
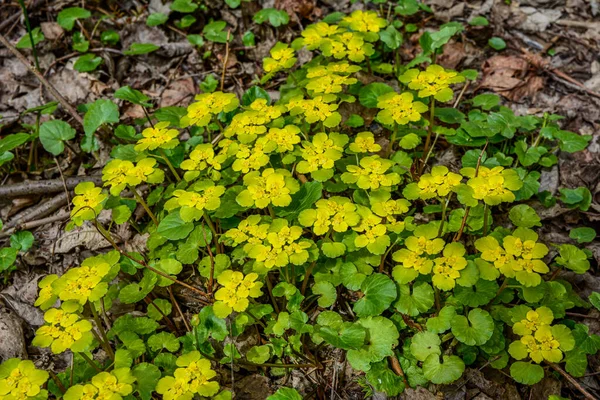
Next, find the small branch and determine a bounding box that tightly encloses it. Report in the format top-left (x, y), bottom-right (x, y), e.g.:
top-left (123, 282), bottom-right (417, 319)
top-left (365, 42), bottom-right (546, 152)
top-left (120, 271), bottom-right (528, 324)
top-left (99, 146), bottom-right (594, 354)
top-left (548, 363), bottom-right (597, 400)
top-left (3, 192), bottom-right (70, 230)
top-left (220, 30), bottom-right (232, 91)
top-left (0, 32), bottom-right (84, 127)
top-left (169, 287), bottom-right (191, 332)
top-left (0, 176), bottom-right (102, 198)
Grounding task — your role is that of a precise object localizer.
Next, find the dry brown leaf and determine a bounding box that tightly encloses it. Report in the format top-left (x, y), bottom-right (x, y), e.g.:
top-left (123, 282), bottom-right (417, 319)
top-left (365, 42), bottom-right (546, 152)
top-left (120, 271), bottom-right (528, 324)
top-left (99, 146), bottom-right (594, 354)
top-left (480, 55), bottom-right (544, 101)
top-left (160, 78), bottom-right (196, 108)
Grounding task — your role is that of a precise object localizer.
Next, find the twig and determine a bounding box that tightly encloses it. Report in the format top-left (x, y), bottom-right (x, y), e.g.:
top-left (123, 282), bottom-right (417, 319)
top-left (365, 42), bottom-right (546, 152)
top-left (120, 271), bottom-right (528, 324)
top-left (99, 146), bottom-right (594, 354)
top-left (169, 287), bottom-right (191, 332)
top-left (3, 192), bottom-right (70, 230)
top-left (0, 32), bottom-right (84, 127)
top-left (220, 30), bottom-right (232, 91)
top-left (54, 158), bottom-right (71, 212)
top-left (565, 312), bottom-right (600, 320)
top-left (0, 212), bottom-right (68, 238)
top-left (548, 363), bottom-right (597, 400)
top-left (0, 175), bottom-right (102, 198)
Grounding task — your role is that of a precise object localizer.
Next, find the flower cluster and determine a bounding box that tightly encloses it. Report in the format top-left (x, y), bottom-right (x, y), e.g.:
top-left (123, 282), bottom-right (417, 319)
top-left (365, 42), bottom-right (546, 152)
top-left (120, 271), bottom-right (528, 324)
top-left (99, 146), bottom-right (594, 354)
top-left (461, 166), bottom-right (523, 205)
top-left (348, 131), bottom-right (381, 153)
top-left (263, 42), bottom-right (297, 79)
top-left (399, 65), bottom-right (465, 102)
top-left (287, 94), bottom-right (341, 127)
top-left (340, 10), bottom-right (387, 33)
top-left (135, 121), bottom-right (179, 152)
top-left (305, 62), bottom-right (360, 94)
top-left (236, 168), bottom-right (300, 209)
top-left (392, 224), bottom-right (446, 283)
top-left (342, 156), bottom-right (401, 190)
top-left (404, 166), bottom-right (462, 200)
top-left (180, 143), bottom-right (228, 182)
top-left (475, 228), bottom-right (549, 286)
top-left (376, 92), bottom-right (428, 126)
top-left (32, 304), bottom-right (93, 354)
top-left (181, 91), bottom-right (239, 127)
top-left (63, 369), bottom-right (136, 400)
top-left (298, 197), bottom-right (360, 235)
top-left (213, 270), bottom-right (263, 318)
top-left (70, 182), bottom-right (107, 226)
top-left (299, 21), bottom-right (377, 63)
top-left (102, 158), bottom-right (164, 196)
top-left (164, 180), bottom-right (226, 222)
top-left (0, 359), bottom-right (49, 400)
top-left (296, 132), bottom-right (348, 181)
top-left (156, 352), bottom-right (219, 399)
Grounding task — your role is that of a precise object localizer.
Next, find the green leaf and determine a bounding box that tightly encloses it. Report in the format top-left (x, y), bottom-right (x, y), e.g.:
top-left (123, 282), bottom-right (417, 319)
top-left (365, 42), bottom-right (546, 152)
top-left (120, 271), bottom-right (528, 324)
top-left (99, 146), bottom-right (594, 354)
top-left (395, 282), bottom-right (434, 316)
top-left (147, 13), bottom-right (169, 27)
top-left (119, 271), bottom-right (158, 304)
top-left (509, 204), bottom-right (541, 228)
top-left (225, 0), bottom-right (241, 8)
top-left (317, 320), bottom-right (366, 351)
top-left (366, 361), bottom-right (405, 396)
top-left (10, 231), bottom-right (34, 251)
top-left (555, 244), bottom-right (590, 274)
top-left (74, 54), bottom-right (103, 72)
top-left (455, 279), bottom-right (498, 307)
top-left (347, 316), bottom-right (399, 372)
top-left (554, 130), bottom-right (591, 153)
top-left (83, 99), bottom-right (119, 138)
top-left (559, 187), bottom-right (592, 211)
top-left (147, 298), bottom-right (172, 321)
top-left (395, 0), bottom-right (420, 16)
top-left (132, 363), bottom-right (160, 400)
top-left (115, 86), bottom-right (152, 107)
top-left (114, 349), bottom-right (133, 368)
top-left (345, 114), bottom-right (364, 128)
top-left (410, 331), bottom-right (441, 361)
top-left (0, 248), bottom-right (18, 272)
top-left (203, 21), bottom-right (230, 43)
top-left (426, 306), bottom-right (456, 334)
top-left (267, 387), bottom-right (302, 400)
top-left (242, 31), bottom-right (255, 47)
top-left (0, 133), bottom-right (30, 154)
top-left (157, 211), bottom-right (194, 240)
top-left (353, 273), bottom-right (397, 318)
top-left (359, 83), bottom-right (394, 108)
top-left (247, 345), bottom-right (271, 364)
top-left (589, 292), bottom-right (600, 312)
top-left (253, 9), bottom-right (290, 27)
top-left (472, 94), bottom-right (500, 110)
top-left (422, 355), bottom-right (465, 384)
top-left (312, 281), bottom-right (337, 308)
top-left (565, 349), bottom-right (588, 377)
top-left (510, 361), bottom-right (544, 385)
top-left (16, 27), bottom-right (44, 49)
top-left (57, 7), bottom-right (91, 30)
top-left (379, 25), bottom-right (402, 49)
top-left (569, 227), bottom-right (596, 244)
top-left (469, 16), bottom-right (489, 26)
top-left (72, 31), bottom-right (89, 52)
top-left (147, 332), bottom-right (180, 352)
top-left (200, 74), bottom-right (219, 93)
top-left (274, 181), bottom-right (322, 220)
top-left (451, 308), bottom-right (494, 346)
top-left (321, 242), bottom-right (346, 258)
top-left (101, 30), bottom-right (120, 45)
top-left (170, 0), bottom-right (198, 13)
top-left (123, 43), bottom-right (160, 56)
top-left (488, 37), bottom-right (506, 50)
top-left (420, 25), bottom-right (460, 54)
top-left (39, 120), bottom-right (76, 156)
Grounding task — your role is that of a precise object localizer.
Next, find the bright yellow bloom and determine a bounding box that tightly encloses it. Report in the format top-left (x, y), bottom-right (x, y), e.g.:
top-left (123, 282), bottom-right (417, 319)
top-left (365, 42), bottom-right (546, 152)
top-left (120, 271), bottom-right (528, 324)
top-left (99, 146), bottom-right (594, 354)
top-left (135, 121), bottom-right (179, 151)
top-left (404, 166), bottom-right (462, 200)
top-left (71, 182), bottom-right (107, 226)
top-left (32, 305), bottom-right (93, 354)
top-left (231, 138), bottom-right (276, 173)
top-left (102, 158), bottom-right (164, 196)
top-left (305, 62), bottom-right (359, 94)
top-left (392, 249), bottom-right (433, 278)
top-left (348, 131), bottom-right (381, 153)
top-left (370, 190), bottom-right (411, 234)
top-left (376, 92), bottom-right (428, 125)
top-left (34, 274), bottom-right (59, 310)
top-left (0, 359), bottom-right (49, 400)
top-left (296, 132), bottom-right (348, 180)
top-left (181, 91), bottom-right (239, 127)
top-left (164, 181), bottom-right (225, 222)
top-left (247, 220), bottom-right (312, 268)
top-left (341, 10), bottom-right (387, 33)
top-left (51, 255), bottom-right (112, 305)
top-left (236, 168), bottom-right (300, 209)
top-left (399, 65), bottom-right (465, 102)
top-left (404, 224), bottom-right (445, 256)
top-left (180, 144), bottom-right (227, 181)
top-left (320, 31), bottom-right (375, 62)
top-left (223, 110), bottom-right (269, 143)
top-left (263, 42), bottom-right (297, 76)
top-left (299, 22), bottom-right (340, 50)
top-left (298, 197), bottom-right (360, 235)
top-left (509, 325), bottom-right (575, 364)
top-left (287, 94), bottom-right (341, 127)
top-left (266, 125), bottom-right (302, 153)
top-left (222, 215), bottom-right (269, 250)
top-left (461, 166), bottom-right (523, 205)
top-left (432, 242), bottom-right (467, 291)
top-left (342, 156), bottom-right (400, 190)
top-left (513, 306), bottom-right (554, 336)
top-left (213, 270), bottom-right (263, 318)
top-left (352, 206), bottom-right (389, 254)
top-left (156, 352), bottom-right (219, 399)
top-left (63, 369), bottom-right (135, 400)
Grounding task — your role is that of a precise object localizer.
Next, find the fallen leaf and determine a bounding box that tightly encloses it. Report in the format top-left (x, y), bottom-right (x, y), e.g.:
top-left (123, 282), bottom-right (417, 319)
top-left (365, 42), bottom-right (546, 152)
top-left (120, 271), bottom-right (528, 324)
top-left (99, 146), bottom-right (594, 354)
top-left (160, 77), bottom-right (196, 107)
top-left (480, 55), bottom-right (544, 101)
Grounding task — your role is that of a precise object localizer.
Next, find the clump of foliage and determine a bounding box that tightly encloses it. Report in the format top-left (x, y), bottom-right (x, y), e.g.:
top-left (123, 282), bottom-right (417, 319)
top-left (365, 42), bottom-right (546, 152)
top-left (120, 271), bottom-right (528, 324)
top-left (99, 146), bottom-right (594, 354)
top-left (2, 4), bottom-right (600, 400)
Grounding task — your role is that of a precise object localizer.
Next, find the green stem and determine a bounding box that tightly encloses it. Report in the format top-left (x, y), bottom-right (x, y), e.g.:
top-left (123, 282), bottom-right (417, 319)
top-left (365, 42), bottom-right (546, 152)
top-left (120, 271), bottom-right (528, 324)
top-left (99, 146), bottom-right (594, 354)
top-left (129, 185), bottom-right (158, 226)
top-left (438, 196), bottom-right (450, 237)
top-left (203, 213), bottom-right (220, 254)
top-left (301, 261), bottom-right (317, 295)
top-left (89, 303), bottom-right (115, 360)
top-left (387, 124), bottom-right (397, 157)
top-left (420, 99), bottom-right (436, 174)
top-left (17, 0), bottom-right (40, 71)
top-left (159, 149), bottom-right (181, 182)
top-left (483, 204), bottom-right (489, 236)
top-left (267, 205), bottom-right (276, 219)
top-left (78, 353), bottom-right (102, 372)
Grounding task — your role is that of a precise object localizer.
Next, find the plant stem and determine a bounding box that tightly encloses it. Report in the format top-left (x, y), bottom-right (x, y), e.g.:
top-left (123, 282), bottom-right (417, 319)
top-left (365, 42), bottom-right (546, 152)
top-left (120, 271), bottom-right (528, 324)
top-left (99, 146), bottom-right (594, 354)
top-left (301, 261), bottom-right (317, 295)
top-left (47, 370), bottom-right (66, 394)
top-left (129, 185), bottom-right (158, 226)
top-left (548, 363), bottom-right (597, 400)
top-left (158, 149), bottom-right (181, 182)
top-left (483, 204), bottom-right (489, 236)
top-left (203, 213), bottom-right (220, 254)
top-left (17, 0), bottom-right (40, 71)
top-left (88, 303), bottom-right (115, 360)
top-left (438, 196), bottom-right (450, 237)
top-left (419, 98), bottom-right (436, 175)
top-left (387, 124), bottom-right (397, 157)
top-left (265, 273), bottom-right (280, 313)
top-left (78, 353), bottom-right (102, 372)
top-left (267, 205), bottom-right (276, 218)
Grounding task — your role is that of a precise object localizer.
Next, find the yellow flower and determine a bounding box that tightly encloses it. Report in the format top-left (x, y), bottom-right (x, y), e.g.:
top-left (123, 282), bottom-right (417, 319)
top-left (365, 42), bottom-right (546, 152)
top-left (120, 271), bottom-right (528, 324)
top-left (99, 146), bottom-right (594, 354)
top-left (51, 256), bottom-right (112, 305)
top-left (156, 351), bottom-right (219, 399)
top-left (263, 42), bottom-right (297, 76)
top-left (32, 305), bottom-right (93, 354)
top-left (71, 182), bottom-right (107, 226)
top-left (246, 220), bottom-right (312, 268)
top-left (403, 166), bottom-right (462, 200)
top-left (305, 62), bottom-right (359, 94)
top-left (134, 121), bottom-right (179, 151)
top-left (296, 132), bottom-right (348, 180)
top-left (213, 270), bottom-right (263, 318)
top-left (236, 168), bottom-right (300, 209)
top-left (287, 94), bottom-right (341, 127)
top-left (348, 131), bottom-right (381, 153)
top-left (298, 197), bottom-right (360, 235)
top-left (431, 242), bottom-right (467, 291)
top-left (102, 158), bottom-right (164, 196)
top-left (64, 369), bottom-right (136, 400)
top-left (512, 306), bottom-right (554, 336)
top-left (223, 215), bottom-right (270, 249)
top-left (461, 166), bottom-right (523, 205)
top-left (342, 155), bottom-right (400, 190)
top-left (181, 91), bottom-right (239, 127)
top-left (34, 274), bottom-right (58, 310)
top-left (0, 359), bottom-right (49, 400)
top-left (266, 125), bottom-right (302, 153)
top-left (399, 65), bottom-right (465, 102)
top-left (392, 249), bottom-right (433, 277)
top-left (164, 181), bottom-right (226, 222)
top-left (370, 191), bottom-right (411, 234)
top-left (231, 138), bottom-right (276, 173)
top-left (299, 22), bottom-right (339, 50)
top-left (404, 224), bottom-right (445, 256)
top-left (509, 325), bottom-right (575, 364)
top-left (376, 92), bottom-right (428, 125)
top-left (341, 10), bottom-right (387, 33)
top-left (352, 206), bottom-right (390, 255)
top-left (180, 143), bottom-right (227, 182)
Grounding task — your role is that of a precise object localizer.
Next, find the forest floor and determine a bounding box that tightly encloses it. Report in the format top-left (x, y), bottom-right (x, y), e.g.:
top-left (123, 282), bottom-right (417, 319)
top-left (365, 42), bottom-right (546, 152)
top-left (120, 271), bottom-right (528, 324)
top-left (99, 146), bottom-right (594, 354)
top-left (1, 0), bottom-right (600, 399)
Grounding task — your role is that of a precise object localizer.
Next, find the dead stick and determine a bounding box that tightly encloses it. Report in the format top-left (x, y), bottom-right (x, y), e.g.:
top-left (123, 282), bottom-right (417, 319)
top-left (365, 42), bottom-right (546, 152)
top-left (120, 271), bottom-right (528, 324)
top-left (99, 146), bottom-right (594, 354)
top-left (220, 29), bottom-right (232, 91)
top-left (0, 175), bottom-right (102, 198)
top-left (548, 363), bottom-right (597, 400)
top-left (0, 32), bottom-right (84, 127)
top-left (0, 212), bottom-right (69, 238)
top-left (3, 192), bottom-right (70, 230)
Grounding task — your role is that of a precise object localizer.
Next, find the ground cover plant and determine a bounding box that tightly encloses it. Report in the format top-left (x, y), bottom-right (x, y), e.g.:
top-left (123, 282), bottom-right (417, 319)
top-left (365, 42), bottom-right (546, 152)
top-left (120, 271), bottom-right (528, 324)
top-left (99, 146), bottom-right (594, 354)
top-left (1, 0), bottom-right (600, 399)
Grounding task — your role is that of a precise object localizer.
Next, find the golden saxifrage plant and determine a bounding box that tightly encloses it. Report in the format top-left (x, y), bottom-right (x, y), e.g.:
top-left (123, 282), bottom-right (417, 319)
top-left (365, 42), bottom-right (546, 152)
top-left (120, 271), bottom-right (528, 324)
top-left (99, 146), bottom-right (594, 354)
top-left (3, 7), bottom-right (599, 400)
